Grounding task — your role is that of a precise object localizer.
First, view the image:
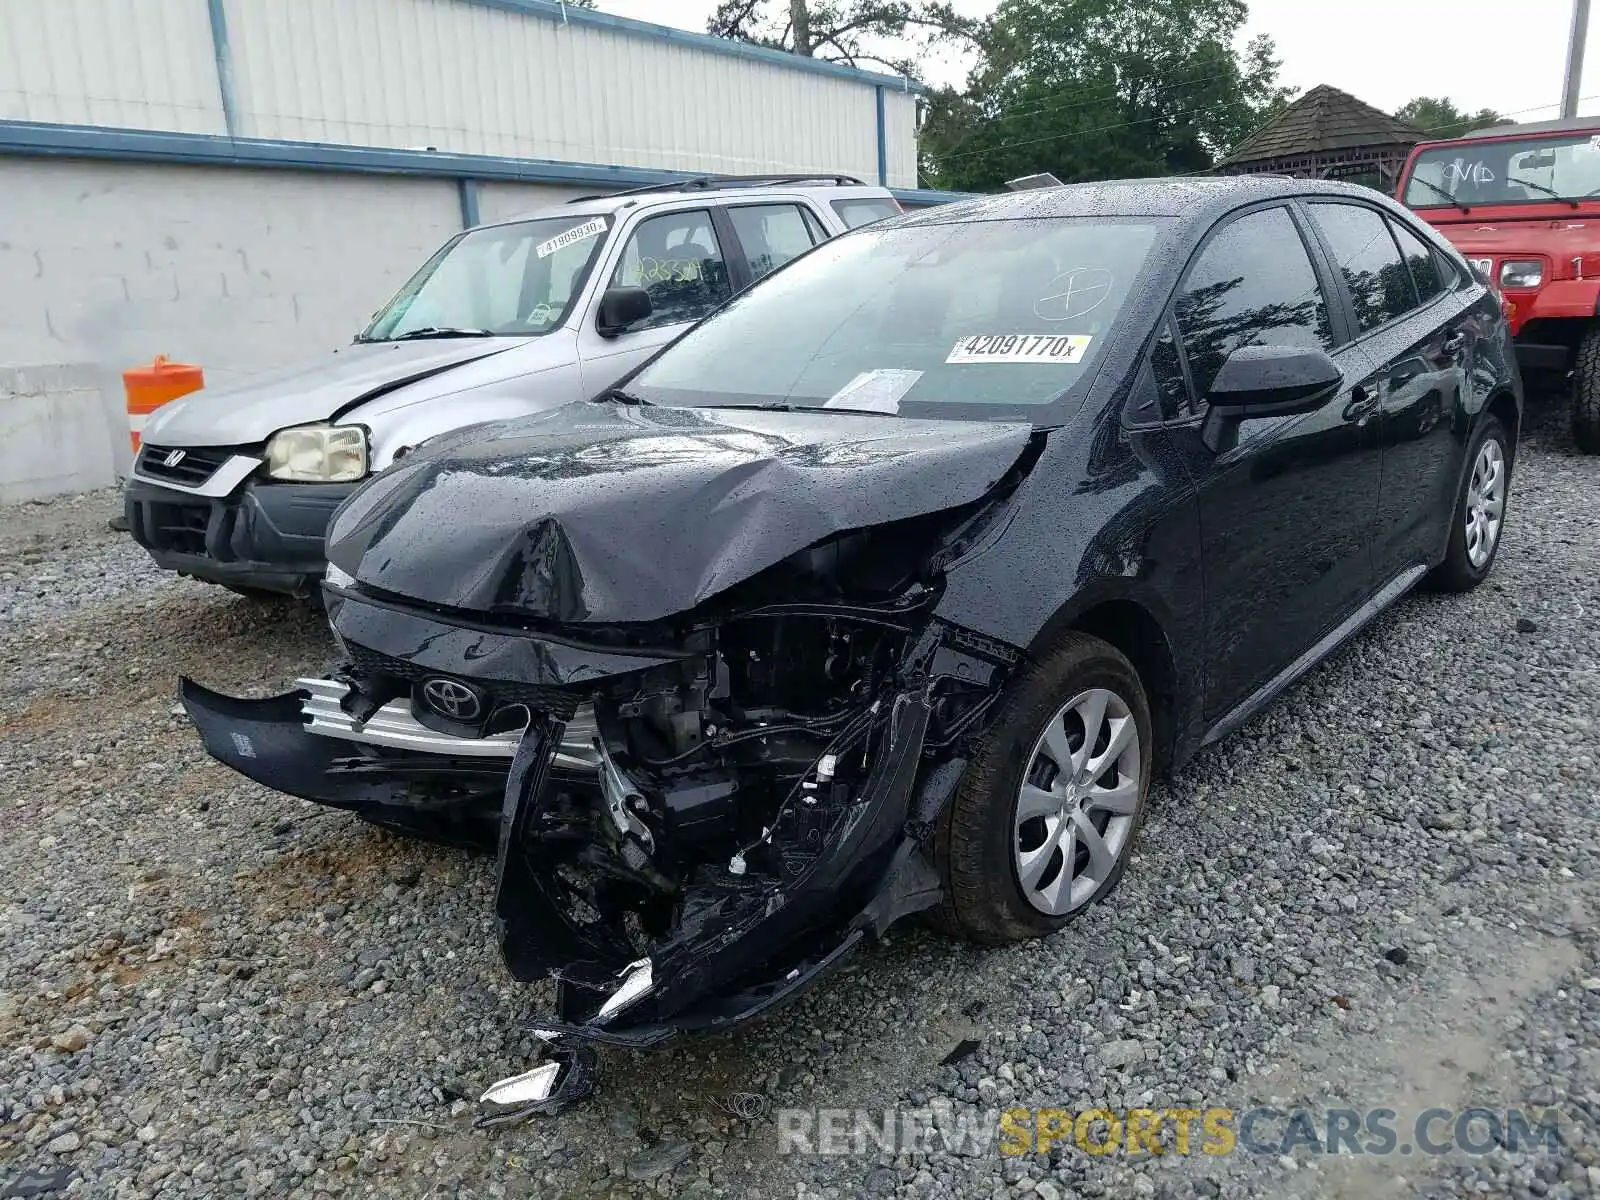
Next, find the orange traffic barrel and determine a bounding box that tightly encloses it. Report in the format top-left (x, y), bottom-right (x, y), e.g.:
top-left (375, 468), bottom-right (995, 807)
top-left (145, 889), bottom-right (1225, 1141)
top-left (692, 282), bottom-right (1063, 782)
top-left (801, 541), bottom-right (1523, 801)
top-left (124, 356), bottom-right (204, 451)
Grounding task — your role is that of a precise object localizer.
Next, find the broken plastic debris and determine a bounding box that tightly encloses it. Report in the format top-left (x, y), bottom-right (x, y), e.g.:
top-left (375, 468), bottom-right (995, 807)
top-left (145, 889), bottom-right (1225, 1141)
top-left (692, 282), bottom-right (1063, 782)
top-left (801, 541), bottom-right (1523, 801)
top-left (595, 958), bottom-right (654, 1022)
top-left (728, 852), bottom-right (747, 876)
top-left (479, 1061), bottom-right (562, 1107)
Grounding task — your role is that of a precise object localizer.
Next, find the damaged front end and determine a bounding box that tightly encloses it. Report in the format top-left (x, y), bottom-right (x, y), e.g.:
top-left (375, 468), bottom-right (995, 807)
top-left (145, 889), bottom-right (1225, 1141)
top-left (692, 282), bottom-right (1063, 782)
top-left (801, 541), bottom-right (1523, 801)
top-left (183, 405), bottom-right (1039, 1051)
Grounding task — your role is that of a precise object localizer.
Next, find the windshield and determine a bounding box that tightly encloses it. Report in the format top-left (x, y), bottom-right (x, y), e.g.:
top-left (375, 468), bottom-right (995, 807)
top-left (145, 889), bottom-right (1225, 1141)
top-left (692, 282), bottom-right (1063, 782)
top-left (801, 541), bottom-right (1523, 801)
top-left (1403, 134), bottom-right (1600, 208)
top-left (626, 216), bottom-right (1164, 423)
top-left (361, 214), bottom-right (612, 340)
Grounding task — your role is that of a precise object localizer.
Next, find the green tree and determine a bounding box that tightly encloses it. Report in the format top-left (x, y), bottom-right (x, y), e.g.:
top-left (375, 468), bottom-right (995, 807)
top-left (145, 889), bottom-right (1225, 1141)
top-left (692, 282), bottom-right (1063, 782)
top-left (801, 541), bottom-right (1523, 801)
top-left (1394, 96), bottom-right (1508, 138)
top-left (707, 0), bottom-right (978, 73)
top-left (920, 0), bottom-right (1293, 191)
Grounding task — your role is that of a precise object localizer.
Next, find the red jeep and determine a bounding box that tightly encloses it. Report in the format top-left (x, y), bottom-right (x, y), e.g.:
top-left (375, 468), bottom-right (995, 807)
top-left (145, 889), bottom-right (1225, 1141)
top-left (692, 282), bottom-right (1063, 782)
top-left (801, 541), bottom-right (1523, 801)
top-left (1397, 117), bottom-right (1600, 451)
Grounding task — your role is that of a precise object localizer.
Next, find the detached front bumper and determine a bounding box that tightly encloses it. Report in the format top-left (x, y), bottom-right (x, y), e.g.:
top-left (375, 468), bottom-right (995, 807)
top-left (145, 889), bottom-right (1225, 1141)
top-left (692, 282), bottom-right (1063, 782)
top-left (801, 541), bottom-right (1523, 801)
top-left (125, 476), bottom-right (355, 595)
top-left (177, 583), bottom-right (1004, 1050)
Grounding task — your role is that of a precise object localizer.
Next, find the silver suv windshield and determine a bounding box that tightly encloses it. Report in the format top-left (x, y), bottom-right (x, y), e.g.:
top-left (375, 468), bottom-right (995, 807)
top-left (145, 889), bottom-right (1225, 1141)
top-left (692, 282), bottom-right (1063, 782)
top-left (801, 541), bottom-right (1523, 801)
top-left (626, 216), bottom-right (1163, 423)
top-left (360, 214), bottom-right (613, 341)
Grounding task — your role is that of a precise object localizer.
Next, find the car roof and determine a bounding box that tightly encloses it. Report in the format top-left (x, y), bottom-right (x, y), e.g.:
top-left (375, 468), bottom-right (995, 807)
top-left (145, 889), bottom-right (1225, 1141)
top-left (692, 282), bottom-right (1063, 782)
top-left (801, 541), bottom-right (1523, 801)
top-left (890, 175), bottom-right (1400, 227)
top-left (490, 180), bottom-right (899, 229)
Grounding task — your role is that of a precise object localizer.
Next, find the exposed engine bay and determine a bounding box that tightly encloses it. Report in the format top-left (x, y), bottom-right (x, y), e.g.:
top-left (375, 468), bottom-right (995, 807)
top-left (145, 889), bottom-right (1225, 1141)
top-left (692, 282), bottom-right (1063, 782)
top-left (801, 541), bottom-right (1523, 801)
top-left (180, 402), bottom-right (1043, 1113)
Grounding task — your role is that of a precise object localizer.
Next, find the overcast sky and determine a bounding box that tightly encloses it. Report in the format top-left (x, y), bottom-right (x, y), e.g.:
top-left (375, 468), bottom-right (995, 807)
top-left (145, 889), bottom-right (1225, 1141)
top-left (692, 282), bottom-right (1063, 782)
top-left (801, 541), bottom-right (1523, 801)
top-left (596, 0), bottom-right (1598, 121)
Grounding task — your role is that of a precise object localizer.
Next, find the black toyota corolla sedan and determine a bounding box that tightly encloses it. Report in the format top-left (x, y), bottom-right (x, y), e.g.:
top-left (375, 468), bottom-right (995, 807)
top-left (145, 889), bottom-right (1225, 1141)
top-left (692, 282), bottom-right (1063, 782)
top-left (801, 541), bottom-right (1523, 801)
top-left (184, 176), bottom-right (1519, 1111)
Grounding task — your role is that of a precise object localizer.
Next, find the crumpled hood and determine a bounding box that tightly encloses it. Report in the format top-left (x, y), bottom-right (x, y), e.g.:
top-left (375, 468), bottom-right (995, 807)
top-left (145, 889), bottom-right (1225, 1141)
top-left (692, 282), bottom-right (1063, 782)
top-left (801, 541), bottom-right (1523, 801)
top-left (141, 338), bottom-right (523, 446)
top-left (327, 401), bottom-right (1034, 624)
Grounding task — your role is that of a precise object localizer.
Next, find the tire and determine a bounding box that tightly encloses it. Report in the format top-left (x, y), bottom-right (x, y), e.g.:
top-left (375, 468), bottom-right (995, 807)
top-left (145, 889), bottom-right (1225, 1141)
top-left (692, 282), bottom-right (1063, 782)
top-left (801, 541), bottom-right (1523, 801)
top-left (932, 631), bottom-right (1153, 946)
top-left (1424, 414), bottom-right (1512, 594)
top-left (1577, 325), bottom-right (1600, 454)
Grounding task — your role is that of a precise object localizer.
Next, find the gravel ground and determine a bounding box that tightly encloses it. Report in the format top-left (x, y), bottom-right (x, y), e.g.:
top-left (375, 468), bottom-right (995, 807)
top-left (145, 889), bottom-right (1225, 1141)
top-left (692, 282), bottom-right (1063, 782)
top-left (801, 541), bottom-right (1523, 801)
top-left (1, 400), bottom-right (1596, 1200)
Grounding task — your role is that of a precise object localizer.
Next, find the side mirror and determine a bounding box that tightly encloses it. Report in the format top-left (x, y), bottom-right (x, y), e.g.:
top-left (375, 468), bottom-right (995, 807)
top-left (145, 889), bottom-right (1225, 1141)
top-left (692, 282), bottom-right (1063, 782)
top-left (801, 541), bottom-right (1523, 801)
top-left (596, 286), bottom-right (652, 339)
top-left (1202, 344), bottom-right (1343, 451)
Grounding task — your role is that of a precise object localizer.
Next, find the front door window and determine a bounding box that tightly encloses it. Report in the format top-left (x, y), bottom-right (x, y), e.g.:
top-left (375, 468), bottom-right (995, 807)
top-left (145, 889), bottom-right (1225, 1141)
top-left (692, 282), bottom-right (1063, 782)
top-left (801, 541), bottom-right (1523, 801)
top-left (608, 210), bottom-right (732, 331)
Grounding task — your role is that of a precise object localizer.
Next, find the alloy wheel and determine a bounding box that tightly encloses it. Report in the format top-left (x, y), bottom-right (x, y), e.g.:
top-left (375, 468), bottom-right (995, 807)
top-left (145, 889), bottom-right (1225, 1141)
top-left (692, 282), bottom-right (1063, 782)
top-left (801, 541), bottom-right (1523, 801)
top-left (1465, 437), bottom-right (1507, 569)
top-left (1013, 688), bottom-right (1141, 916)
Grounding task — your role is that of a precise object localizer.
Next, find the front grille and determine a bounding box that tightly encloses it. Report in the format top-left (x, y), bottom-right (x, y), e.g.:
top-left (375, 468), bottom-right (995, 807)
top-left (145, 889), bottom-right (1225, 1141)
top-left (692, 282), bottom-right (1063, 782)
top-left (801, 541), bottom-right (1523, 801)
top-left (137, 444), bottom-right (235, 488)
top-left (144, 500), bottom-right (211, 556)
top-left (346, 643), bottom-right (581, 721)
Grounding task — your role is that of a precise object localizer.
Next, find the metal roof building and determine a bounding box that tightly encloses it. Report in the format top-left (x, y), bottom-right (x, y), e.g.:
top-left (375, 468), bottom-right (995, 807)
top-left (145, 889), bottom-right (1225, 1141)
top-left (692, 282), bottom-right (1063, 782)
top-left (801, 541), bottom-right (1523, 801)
top-left (1217, 84), bottom-right (1424, 192)
top-left (0, 0), bottom-right (958, 501)
top-left (0, 0), bottom-right (935, 198)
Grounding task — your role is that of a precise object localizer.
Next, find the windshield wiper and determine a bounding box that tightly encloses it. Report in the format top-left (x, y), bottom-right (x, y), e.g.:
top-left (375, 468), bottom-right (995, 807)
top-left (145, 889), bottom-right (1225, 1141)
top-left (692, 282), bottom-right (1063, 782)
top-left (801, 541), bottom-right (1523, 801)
top-left (389, 326), bottom-right (497, 340)
top-left (595, 386), bottom-right (651, 406)
top-left (708, 402), bottom-right (898, 415)
top-left (1512, 178), bottom-right (1581, 208)
top-left (1408, 176), bottom-right (1470, 213)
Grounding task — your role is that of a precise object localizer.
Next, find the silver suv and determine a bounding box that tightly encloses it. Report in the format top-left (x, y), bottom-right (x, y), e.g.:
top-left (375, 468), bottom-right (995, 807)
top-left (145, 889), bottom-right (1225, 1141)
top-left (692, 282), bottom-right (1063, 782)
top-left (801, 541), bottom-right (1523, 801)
top-left (123, 176), bottom-right (902, 597)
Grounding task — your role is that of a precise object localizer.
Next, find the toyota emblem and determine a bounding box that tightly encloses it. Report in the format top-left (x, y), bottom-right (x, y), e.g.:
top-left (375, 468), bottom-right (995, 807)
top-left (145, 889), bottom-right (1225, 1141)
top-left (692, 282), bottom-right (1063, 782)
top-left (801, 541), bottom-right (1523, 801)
top-left (162, 449), bottom-right (187, 468)
top-left (420, 677), bottom-right (484, 721)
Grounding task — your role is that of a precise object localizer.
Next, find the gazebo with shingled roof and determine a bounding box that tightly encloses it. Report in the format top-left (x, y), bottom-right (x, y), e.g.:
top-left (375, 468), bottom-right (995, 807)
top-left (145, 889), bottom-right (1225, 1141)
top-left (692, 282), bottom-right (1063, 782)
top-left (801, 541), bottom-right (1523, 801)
top-left (1216, 84), bottom-right (1425, 193)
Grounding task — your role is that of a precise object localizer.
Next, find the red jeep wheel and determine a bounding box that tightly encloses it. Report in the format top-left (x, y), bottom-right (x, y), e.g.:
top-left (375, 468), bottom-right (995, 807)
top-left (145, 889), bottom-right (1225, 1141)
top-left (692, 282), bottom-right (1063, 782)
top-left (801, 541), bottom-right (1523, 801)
top-left (1574, 324), bottom-right (1600, 454)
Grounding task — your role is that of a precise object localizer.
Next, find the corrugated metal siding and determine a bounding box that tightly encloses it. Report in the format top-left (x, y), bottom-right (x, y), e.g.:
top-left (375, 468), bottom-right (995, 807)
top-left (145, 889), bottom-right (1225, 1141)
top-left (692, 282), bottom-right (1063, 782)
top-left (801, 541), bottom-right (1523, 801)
top-left (1, 0), bottom-right (918, 185)
top-left (882, 88), bottom-right (919, 189)
top-left (0, 0), bottom-right (225, 133)
top-left (222, 0), bottom-right (886, 181)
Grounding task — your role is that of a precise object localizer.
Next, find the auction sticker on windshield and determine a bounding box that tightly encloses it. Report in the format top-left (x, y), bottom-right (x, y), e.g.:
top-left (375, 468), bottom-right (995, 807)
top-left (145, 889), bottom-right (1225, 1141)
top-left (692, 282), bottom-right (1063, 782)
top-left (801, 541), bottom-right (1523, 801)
top-left (947, 334), bottom-right (1092, 365)
top-left (536, 217), bottom-right (608, 260)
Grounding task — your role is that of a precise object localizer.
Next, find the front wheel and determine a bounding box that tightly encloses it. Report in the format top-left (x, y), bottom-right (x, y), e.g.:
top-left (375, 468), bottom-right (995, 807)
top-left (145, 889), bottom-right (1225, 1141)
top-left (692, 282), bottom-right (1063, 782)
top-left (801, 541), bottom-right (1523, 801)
top-left (933, 632), bottom-right (1152, 946)
top-left (1576, 324), bottom-right (1600, 454)
top-left (1425, 415), bottom-right (1511, 593)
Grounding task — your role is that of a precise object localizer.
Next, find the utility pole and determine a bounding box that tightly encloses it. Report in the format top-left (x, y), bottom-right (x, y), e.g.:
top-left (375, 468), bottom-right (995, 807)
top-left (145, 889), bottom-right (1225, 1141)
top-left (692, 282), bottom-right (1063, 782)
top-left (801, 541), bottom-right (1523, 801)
top-left (1563, 0), bottom-right (1590, 118)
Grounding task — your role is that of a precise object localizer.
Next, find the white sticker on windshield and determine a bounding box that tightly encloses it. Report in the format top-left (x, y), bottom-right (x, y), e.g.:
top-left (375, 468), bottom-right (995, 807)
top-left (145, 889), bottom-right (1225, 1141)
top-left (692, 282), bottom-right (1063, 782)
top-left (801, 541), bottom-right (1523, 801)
top-left (823, 369), bottom-right (923, 413)
top-left (535, 217), bottom-right (607, 260)
top-left (947, 334), bottom-right (1092, 365)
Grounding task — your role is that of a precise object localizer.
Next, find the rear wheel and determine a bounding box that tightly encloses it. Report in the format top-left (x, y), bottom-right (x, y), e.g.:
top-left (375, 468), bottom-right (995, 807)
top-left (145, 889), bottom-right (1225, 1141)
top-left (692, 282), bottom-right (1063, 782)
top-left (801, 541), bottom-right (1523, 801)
top-left (1577, 324), bottom-right (1600, 454)
top-left (1425, 415), bottom-right (1510, 593)
top-left (933, 632), bottom-right (1152, 946)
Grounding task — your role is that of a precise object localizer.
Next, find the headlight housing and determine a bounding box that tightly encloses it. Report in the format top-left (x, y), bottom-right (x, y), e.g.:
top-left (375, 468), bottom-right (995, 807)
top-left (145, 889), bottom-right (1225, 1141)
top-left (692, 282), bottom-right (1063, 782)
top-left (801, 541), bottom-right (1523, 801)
top-left (265, 425), bottom-right (368, 482)
top-left (1499, 259), bottom-right (1543, 290)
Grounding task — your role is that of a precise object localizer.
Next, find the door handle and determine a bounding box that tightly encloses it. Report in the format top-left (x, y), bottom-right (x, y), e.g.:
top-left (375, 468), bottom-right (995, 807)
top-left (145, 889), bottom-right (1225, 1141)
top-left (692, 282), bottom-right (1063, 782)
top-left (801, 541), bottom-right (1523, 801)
top-left (1342, 384), bottom-right (1378, 422)
top-left (1442, 331), bottom-right (1467, 356)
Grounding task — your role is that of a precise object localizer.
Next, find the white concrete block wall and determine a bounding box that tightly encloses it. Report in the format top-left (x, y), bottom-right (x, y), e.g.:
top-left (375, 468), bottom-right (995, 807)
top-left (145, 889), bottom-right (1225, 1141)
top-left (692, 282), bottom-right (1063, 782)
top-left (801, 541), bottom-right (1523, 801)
top-left (0, 157), bottom-right (467, 500)
top-left (0, 364), bottom-right (127, 504)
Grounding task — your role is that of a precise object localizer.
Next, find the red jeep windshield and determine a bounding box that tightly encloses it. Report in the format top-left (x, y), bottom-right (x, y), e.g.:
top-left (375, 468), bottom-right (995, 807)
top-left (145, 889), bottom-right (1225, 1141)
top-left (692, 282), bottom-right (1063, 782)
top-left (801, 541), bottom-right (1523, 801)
top-left (1403, 133), bottom-right (1600, 208)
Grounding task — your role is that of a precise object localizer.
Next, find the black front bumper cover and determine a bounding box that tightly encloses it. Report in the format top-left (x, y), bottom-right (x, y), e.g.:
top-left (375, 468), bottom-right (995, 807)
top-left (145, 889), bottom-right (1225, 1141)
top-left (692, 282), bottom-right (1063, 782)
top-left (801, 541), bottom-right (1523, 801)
top-left (125, 476), bottom-right (354, 595)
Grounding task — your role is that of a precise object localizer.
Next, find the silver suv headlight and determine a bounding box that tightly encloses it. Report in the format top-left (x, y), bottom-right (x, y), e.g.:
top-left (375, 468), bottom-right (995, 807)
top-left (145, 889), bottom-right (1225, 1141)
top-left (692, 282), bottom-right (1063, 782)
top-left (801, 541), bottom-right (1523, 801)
top-left (265, 425), bottom-right (368, 482)
top-left (1498, 259), bottom-right (1543, 289)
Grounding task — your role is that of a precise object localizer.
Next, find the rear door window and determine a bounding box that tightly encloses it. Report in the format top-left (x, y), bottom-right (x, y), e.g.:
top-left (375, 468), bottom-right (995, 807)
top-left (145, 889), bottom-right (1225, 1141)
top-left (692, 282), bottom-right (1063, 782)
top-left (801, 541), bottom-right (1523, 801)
top-left (1307, 202), bottom-right (1418, 333)
top-left (832, 197), bottom-right (901, 229)
top-left (1174, 205), bottom-right (1335, 397)
top-left (726, 204), bottom-right (827, 282)
top-left (608, 209), bottom-right (733, 331)
top-left (1389, 218), bottom-right (1446, 304)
